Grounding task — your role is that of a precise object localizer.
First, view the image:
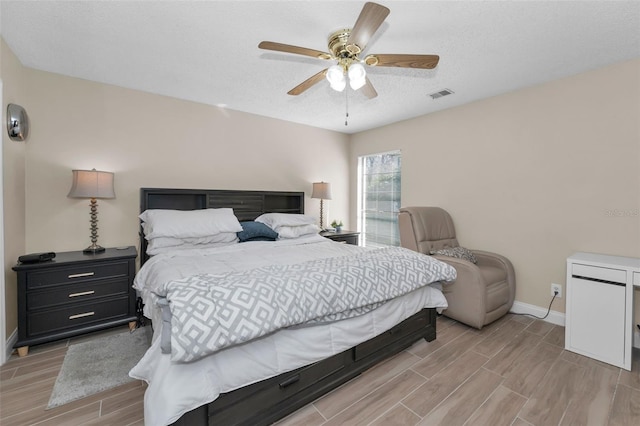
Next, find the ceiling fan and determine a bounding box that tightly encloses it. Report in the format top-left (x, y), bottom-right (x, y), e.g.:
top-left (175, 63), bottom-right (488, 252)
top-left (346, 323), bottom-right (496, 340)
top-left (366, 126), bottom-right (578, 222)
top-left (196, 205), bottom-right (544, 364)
top-left (258, 2), bottom-right (440, 99)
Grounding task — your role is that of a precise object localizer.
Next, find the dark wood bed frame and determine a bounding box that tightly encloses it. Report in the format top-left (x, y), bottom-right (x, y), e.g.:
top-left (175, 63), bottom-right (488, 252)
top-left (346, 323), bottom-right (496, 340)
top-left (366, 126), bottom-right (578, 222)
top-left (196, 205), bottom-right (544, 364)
top-left (139, 188), bottom-right (437, 426)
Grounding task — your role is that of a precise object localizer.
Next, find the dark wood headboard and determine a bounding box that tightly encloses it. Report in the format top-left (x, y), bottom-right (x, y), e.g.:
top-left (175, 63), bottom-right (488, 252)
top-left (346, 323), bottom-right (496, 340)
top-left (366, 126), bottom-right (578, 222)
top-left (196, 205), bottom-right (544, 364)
top-left (139, 188), bottom-right (305, 264)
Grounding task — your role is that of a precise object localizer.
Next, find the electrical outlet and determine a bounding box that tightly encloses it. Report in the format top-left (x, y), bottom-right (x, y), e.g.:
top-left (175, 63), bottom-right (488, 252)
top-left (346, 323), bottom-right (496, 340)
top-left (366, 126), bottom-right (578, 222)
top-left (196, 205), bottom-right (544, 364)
top-left (551, 283), bottom-right (562, 298)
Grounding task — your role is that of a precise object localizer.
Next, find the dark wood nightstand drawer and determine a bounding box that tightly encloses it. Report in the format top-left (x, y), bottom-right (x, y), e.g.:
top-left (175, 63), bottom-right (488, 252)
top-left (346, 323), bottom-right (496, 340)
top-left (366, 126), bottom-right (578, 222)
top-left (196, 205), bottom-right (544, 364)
top-left (27, 296), bottom-right (131, 337)
top-left (26, 261), bottom-right (130, 289)
top-left (329, 235), bottom-right (359, 245)
top-left (319, 230), bottom-right (360, 246)
top-left (27, 278), bottom-right (130, 310)
top-left (28, 296), bottom-right (129, 337)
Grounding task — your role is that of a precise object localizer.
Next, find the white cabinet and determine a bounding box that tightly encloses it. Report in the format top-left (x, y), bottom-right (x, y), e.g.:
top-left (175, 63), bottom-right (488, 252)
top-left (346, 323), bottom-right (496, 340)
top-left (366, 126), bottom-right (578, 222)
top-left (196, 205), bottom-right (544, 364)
top-left (566, 252), bottom-right (640, 371)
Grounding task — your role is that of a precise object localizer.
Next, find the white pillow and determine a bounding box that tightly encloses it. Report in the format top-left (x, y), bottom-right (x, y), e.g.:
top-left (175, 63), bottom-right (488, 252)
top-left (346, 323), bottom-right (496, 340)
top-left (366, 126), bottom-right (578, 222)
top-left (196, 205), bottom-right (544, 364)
top-left (140, 208), bottom-right (242, 239)
top-left (277, 224), bottom-right (320, 239)
top-left (255, 213), bottom-right (316, 229)
top-left (147, 233), bottom-right (238, 251)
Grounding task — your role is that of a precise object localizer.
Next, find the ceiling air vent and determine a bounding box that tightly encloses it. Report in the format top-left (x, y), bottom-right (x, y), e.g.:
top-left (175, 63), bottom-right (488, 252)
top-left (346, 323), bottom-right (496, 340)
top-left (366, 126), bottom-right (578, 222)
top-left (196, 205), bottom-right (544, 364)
top-left (429, 88), bottom-right (454, 99)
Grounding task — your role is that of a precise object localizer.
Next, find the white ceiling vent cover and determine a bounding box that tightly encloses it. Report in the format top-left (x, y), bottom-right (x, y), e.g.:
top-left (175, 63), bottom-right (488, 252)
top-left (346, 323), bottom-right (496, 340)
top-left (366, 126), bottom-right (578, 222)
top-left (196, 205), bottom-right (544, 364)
top-left (429, 88), bottom-right (455, 99)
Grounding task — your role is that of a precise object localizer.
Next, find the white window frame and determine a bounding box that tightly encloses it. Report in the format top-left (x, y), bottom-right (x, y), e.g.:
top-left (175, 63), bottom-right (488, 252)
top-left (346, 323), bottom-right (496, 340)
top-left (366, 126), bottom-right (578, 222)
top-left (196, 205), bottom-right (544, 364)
top-left (357, 150), bottom-right (401, 248)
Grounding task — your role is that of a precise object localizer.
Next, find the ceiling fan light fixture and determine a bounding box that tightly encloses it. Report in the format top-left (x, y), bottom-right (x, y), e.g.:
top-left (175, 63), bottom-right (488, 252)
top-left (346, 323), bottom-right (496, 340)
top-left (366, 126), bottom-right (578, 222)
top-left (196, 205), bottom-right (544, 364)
top-left (327, 64), bottom-right (346, 92)
top-left (331, 79), bottom-right (347, 92)
top-left (348, 63), bottom-right (366, 90)
top-left (349, 78), bottom-right (366, 91)
top-left (258, 2), bottom-right (437, 101)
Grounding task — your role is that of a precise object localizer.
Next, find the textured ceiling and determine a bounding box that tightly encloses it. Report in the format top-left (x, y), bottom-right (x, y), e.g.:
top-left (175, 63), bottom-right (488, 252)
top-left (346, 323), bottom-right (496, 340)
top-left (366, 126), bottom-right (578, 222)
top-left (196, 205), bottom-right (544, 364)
top-left (1, 0), bottom-right (639, 134)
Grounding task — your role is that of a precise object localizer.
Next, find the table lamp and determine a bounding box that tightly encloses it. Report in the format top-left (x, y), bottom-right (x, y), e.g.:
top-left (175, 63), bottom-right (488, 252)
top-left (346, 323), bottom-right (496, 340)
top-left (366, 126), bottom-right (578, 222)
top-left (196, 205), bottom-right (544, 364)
top-left (311, 181), bottom-right (332, 230)
top-left (67, 169), bottom-right (115, 253)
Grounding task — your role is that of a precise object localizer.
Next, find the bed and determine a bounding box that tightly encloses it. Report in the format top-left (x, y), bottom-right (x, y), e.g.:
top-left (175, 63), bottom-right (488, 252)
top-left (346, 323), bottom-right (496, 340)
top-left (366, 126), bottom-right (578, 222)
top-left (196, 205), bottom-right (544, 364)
top-left (129, 188), bottom-right (456, 426)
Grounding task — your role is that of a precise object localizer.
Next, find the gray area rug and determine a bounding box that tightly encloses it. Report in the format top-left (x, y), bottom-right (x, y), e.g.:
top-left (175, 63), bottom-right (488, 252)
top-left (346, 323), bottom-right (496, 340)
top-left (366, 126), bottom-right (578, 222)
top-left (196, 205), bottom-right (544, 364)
top-left (47, 328), bottom-right (150, 409)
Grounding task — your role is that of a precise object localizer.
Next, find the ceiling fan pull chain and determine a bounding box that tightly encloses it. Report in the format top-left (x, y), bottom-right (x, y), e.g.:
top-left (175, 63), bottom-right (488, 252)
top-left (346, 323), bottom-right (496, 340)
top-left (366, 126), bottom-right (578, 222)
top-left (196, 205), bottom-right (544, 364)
top-left (345, 87), bottom-right (349, 126)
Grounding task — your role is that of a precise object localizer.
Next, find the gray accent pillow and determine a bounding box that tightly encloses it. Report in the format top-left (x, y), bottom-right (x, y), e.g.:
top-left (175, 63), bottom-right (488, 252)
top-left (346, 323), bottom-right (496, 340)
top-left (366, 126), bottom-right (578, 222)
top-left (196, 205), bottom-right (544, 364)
top-left (430, 246), bottom-right (477, 264)
top-left (237, 221), bottom-right (279, 242)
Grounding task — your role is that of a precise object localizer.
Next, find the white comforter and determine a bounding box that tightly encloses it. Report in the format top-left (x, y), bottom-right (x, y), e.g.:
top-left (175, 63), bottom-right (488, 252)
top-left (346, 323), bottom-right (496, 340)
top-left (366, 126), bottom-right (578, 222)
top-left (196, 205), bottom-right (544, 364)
top-left (130, 235), bottom-right (450, 425)
top-left (134, 235), bottom-right (365, 328)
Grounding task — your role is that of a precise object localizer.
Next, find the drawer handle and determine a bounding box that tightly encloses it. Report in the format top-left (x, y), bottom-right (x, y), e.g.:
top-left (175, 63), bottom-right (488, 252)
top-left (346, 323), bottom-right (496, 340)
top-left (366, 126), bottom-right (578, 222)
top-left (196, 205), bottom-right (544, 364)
top-left (68, 272), bottom-right (95, 279)
top-left (279, 374), bottom-right (300, 389)
top-left (69, 312), bottom-right (95, 320)
top-left (68, 290), bottom-right (95, 298)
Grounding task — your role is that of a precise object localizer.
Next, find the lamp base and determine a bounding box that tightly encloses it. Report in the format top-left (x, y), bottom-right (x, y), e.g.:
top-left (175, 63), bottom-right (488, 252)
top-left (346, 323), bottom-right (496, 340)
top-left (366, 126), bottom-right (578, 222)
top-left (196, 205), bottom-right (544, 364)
top-left (83, 244), bottom-right (105, 254)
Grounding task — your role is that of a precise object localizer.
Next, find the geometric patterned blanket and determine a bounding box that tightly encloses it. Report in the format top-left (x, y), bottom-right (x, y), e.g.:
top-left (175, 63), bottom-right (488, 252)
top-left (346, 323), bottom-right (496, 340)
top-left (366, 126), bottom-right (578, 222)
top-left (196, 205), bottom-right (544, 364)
top-left (155, 247), bottom-right (457, 362)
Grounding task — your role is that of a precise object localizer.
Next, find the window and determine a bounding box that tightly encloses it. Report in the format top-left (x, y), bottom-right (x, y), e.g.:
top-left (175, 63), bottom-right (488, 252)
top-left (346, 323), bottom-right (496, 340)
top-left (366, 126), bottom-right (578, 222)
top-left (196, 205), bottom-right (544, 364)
top-left (357, 151), bottom-right (401, 247)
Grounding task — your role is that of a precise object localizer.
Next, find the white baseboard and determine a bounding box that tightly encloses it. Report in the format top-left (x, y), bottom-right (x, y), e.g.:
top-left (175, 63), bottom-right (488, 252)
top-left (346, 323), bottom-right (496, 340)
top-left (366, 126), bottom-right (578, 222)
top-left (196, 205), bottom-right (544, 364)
top-left (510, 300), bottom-right (565, 327)
top-left (4, 328), bottom-right (17, 363)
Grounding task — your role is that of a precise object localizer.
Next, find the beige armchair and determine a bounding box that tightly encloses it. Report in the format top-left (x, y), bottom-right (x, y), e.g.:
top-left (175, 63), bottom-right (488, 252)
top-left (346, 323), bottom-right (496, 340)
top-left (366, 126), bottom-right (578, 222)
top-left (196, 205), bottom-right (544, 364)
top-left (398, 206), bottom-right (515, 329)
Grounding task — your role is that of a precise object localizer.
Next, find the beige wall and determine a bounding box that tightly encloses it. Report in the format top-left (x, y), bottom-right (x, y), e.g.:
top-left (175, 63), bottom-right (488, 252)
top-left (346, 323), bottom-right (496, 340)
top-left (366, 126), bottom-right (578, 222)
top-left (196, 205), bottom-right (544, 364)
top-left (350, 59), bottom-right (640, 315)
top-left (23, 69), bottom-right (350, 254)
top-left (1, 38), bottom-right (27, 339)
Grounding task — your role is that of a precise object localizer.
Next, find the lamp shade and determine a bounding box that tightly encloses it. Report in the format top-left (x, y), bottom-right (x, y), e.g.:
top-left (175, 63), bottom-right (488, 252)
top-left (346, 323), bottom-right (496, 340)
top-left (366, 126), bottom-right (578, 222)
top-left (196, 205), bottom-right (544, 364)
top-left (311, 182), bottom-right (332, 200)
top-left (67, 169), bottom-right (115, 199)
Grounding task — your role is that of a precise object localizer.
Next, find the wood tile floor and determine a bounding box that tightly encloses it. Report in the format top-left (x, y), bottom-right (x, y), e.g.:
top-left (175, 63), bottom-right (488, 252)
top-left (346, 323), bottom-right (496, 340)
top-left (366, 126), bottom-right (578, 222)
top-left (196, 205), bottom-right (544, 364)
top-left (0, 325), bottom-right (145, 426)
top-left (1, 314), bottom-right (639, 425)
top-left (276, 314), bottom-right (640, 426)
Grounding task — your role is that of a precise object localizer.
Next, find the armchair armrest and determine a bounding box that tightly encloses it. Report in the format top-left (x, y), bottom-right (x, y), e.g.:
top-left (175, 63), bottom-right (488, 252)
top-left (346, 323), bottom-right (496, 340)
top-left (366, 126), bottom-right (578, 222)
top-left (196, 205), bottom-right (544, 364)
top-left (471, 249), bottom-right (516, 308)
top-left (432, 255), bottom-right (488, 329)
top-left (472, 250), bottom-right (513, 271)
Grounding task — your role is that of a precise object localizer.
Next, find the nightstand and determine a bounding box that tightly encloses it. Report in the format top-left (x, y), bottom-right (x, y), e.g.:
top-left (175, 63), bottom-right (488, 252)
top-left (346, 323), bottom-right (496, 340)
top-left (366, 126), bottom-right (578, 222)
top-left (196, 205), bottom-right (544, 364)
top-left (12, 246), bottom-right (138, 356)
top-left (320, 230), bottom-right (360, 245)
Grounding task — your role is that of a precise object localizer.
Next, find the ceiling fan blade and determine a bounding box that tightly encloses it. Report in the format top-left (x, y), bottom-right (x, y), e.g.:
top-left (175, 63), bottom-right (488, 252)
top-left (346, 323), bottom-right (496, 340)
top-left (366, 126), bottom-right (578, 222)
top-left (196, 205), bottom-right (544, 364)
top-left (259, 41), bottom-right (331, 60)
top-left (346, 2), bottom-right (390, 53)
top-left (287, 69), bottom-right (328, 95)
top-left (366, 54), bottom-right (440, 69)
top-left (361, 77), bottom-right (378, 99)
